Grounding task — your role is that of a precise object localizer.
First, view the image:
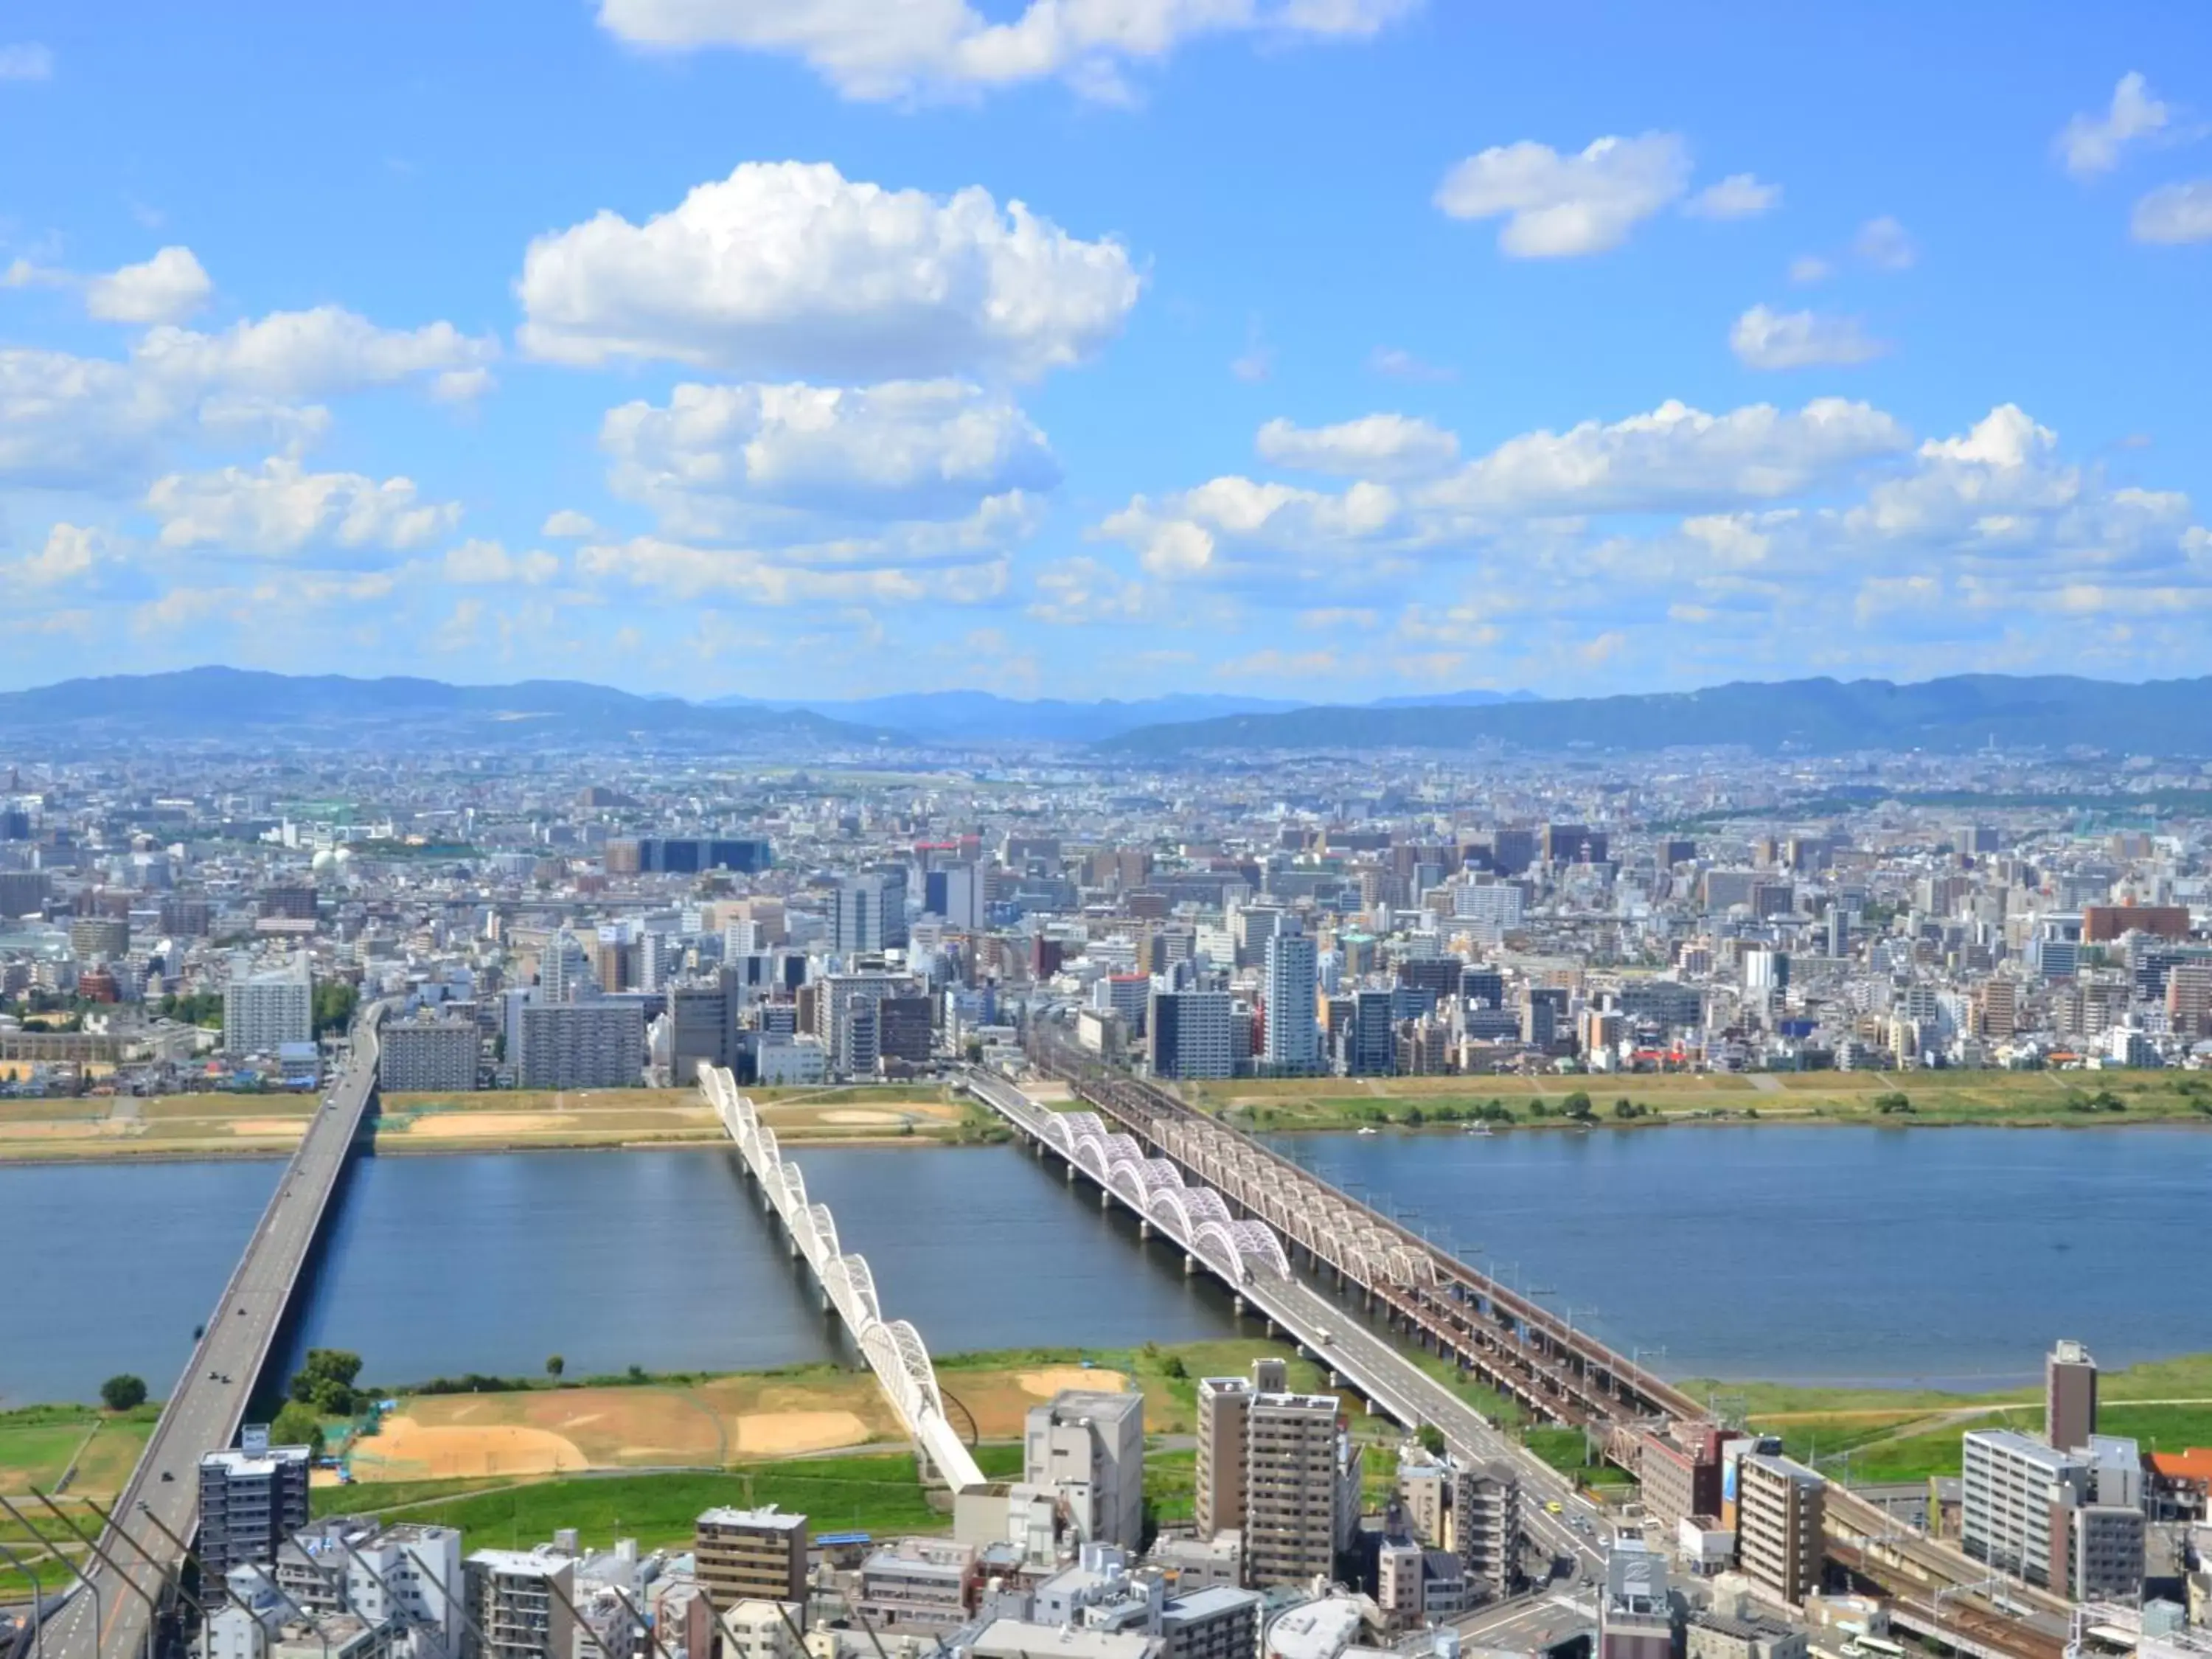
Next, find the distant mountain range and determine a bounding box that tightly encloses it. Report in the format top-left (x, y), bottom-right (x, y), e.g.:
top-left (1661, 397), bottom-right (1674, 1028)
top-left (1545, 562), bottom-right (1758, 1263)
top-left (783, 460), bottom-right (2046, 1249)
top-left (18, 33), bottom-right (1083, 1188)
top-left (1099, 675), bottom-right (2212, 757)
top-left (9, 669), bottom-right (2196, 758)
top-left (706, 686), bottom-right (1539, 741)
top-left (0, 669), bottom-right (884, 748)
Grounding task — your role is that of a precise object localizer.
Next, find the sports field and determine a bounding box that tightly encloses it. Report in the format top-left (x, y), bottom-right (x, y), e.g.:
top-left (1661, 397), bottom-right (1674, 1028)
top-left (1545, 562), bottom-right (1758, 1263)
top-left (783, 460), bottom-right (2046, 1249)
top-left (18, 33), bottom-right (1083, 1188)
top-left (0, 1084), bottom-right (992, 1163)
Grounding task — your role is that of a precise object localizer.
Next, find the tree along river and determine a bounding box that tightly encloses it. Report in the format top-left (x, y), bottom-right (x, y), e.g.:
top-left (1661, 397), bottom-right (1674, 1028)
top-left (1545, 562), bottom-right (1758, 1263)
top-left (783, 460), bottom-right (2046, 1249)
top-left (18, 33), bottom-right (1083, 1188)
top-left (2, 1124), bottom-right (2206, 1406)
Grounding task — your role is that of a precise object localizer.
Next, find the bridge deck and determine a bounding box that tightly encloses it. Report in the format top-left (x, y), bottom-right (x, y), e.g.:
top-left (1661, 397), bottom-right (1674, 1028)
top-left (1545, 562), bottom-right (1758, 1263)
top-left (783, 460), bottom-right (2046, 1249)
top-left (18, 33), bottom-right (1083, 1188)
top-left (42, 1008), bottom-right (385, 1659)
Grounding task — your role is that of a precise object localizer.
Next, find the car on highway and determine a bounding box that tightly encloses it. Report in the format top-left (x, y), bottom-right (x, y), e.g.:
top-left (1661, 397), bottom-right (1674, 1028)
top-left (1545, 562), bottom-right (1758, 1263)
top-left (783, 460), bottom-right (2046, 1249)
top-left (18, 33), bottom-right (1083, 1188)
top-left (1545, 1500), bottom-right (1564, 1514)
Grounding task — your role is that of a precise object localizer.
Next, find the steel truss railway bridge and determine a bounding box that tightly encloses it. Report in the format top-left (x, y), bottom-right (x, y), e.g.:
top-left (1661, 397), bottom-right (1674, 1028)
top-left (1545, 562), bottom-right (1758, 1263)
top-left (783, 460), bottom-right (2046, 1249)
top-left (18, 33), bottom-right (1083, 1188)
top-left (997, 1034), bottom-right (2073, 1659)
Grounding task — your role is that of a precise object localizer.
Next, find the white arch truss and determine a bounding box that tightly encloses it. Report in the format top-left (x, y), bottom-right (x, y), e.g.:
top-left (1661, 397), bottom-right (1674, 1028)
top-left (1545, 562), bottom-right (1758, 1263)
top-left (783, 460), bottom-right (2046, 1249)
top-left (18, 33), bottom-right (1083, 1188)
top-left (703, 1066), bottom-right (982, 1492)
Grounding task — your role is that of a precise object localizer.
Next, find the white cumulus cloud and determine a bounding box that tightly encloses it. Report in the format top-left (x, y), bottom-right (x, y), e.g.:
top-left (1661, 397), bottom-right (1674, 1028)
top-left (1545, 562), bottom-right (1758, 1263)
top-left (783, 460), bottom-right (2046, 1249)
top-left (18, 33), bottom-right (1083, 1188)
top-left (135, 306), bottom-right (496, 398)
top-left (442, 538), bottom-right (561, 585)
top-left (1256, 413), bottom-right (1458, 478)
top-left (145, 456), bottom-right (462, 557)
top-left (1435, 133), bottom-right (1691, 257)
top-left (603, 379), bottom-right (1059, 524)
top-left (2132, 180), bottom-right (2212, 245)
top-left (1684, 173), bottom-right (1782, 220)
top-left (1730, 305), bottom-right (1888, 371)
top-left (594, 0), bottom-right (1416, 102)
top-left (85, 246), bottom-right (213, 324)
top-left (517, 161), bottom-right (1140, 381)
top-left (2056, 72), bottom-right (2170, 178)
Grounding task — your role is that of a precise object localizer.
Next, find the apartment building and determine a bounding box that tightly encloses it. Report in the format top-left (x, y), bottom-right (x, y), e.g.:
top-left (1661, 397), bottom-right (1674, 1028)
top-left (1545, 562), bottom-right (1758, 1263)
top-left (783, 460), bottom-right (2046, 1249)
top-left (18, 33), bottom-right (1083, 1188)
top-left (199, 1444), bottom-right (313, 1581)
top-left (1736, 1454), bottom-right (1825, 1605)
top-left (1961, 1429), bottom-right (2145, 1599)
top-left (696, 1506), bottom-right (809, 1613)
top-left (462, 1548), bottom-right (574, 1659)
top-left (2048, 1340), bottom-right (2099, 1453)
top-left (379, 1018), bottom-right (479, 1092)
top-left (516, 1001), bottom-right (643, 1088)
top-left (1194, 1360), bottom-right (1354, 1588)
top-left (225, 956), bottom-right (314, 1055)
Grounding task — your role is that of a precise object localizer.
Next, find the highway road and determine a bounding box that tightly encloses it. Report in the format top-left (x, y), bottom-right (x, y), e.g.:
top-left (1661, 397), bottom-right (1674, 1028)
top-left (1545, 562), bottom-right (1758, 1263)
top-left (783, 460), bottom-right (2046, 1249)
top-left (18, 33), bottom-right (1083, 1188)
top-left (41, 1008), bottom-right (385, 1659)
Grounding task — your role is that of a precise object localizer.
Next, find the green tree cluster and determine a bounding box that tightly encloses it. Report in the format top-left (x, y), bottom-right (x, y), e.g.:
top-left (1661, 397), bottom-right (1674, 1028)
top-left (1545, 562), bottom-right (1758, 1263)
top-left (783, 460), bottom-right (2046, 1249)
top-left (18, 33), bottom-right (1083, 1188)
top-left (312, 981), bottom-right (359, 1035)
top-left (289, 1348), bottom-right (365, 1413)
top-left (100, 1374), bottom-right (148, 1412)
top-left (1874, 1091), bottom-right (1914, 1114)
top-left (270, 1400), bottom-right (324, 1450)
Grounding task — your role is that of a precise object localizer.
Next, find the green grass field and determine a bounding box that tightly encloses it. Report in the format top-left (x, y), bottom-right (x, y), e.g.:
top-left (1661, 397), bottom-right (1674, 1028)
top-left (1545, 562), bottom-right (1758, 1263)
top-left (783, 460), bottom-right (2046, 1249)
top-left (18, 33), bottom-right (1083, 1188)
top-left (317, 1454), bottom-right (949, 1548)
top-left (1182, 1068), bottom-right (2212, 1133)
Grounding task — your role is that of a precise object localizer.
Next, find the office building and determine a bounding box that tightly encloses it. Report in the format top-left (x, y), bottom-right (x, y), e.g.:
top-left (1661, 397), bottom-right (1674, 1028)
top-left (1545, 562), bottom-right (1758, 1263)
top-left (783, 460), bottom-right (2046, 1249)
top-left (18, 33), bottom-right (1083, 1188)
top-left (925, 864), bottom-right (986, 931)
top-left (0, 869), bottom-right (49, 918)
top-left (1736, 1454), bottom-right (1824, 1605)
top-left (603, 836), bottom-right (773, 875)
top-left (697, 1506), bottom-right (809, 1612)
top-left (670, 984), bottom-right (733, 1084)
top-left (1599, 1540), bottom-right (1673, 1659)
top-left (379, 1018), bottom-right (479, 1093)
top-left (516, 1001), bottom-right (643, 1089)
top-left (1346, 989), bottom-right (1394, 1076)
top-left (200, 1443), bottom-right (313, 1581)
top-left (832, 872), bottom-right (908, 955)
top-left (70, 915), bottom-right (130, 960)
top-left (223, 957), bottom-right (314, 1056)
top-left (1024, 1391), bottom-right (1146, 1551)
top-left (462, 1547), bottom-right (574, 1659)
top-left (2048, 1340), bottom-right (2099, 1452)
top-left (1150, 990), bottom-right (1234, 1079)
top-left (1195, 1363), bottom-right (1351, 1587)
top-left (1261, 928), bottom-right (1320, 1076)
top-left (877, 994), bottom-right (936, 1066)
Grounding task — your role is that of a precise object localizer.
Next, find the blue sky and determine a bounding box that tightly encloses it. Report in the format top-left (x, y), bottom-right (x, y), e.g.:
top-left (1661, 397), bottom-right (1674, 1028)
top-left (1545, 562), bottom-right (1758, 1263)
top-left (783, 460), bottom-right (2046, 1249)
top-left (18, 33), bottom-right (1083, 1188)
top-left (2, 1), bottom-right (2208, 701)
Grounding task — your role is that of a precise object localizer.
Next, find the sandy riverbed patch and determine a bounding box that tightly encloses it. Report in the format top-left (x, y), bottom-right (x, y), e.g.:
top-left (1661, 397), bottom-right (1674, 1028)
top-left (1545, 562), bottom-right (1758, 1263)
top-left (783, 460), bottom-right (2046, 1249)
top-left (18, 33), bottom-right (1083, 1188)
top-left (354, 1416), bottom-right (588, 1480)
top-left (733, 1411), bottom-right (873, 1456)
top-left (0, 1119), bottom-right (111, 1139)
top-left (1018, 1367), bottom-right (1130, 1398)
top-left (229, 1118), bottom-right (313, 1136)
top-left (395, 1112), bottom-right (579, 1138)
top-left (818, 1109), bottom-right (909, 1126)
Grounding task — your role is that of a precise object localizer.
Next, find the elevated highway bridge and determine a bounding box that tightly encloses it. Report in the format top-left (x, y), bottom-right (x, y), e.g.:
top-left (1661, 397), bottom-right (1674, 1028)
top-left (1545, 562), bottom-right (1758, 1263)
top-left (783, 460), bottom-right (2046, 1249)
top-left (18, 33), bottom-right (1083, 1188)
top-left (39, 1006), bottom-right (387, 1659)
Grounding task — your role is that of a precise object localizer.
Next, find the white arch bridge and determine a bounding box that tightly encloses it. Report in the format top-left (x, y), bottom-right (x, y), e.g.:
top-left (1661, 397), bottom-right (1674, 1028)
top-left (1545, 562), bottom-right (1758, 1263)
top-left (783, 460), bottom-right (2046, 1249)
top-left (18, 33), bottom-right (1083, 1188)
top-left (702, 1066), bottom-right (984, 1492)
top-left (1033, 1107), bottom-right (1295, 1288)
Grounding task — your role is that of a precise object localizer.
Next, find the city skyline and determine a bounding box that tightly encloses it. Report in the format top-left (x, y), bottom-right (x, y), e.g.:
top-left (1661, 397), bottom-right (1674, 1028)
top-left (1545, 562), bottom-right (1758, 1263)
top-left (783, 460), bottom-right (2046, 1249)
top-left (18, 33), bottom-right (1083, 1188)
top-left (2, 4), bottom-right (2210, 702)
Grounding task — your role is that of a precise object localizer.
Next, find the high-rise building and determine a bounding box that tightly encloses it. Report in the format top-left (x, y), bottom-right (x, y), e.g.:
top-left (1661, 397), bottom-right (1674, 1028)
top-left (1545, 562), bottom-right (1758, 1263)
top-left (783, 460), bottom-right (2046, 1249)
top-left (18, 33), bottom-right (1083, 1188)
top-left (1735, 1454), bottom-right (1824, 1605)
top-left (223, 956), bottom-right (314, 1056)
top-left (516, 1001), bottom-right (643, 1088)
top-left (199, 1444), bottom-right (313, 1582)
top-left (695, 1506), bottom-right (809, 1612)
top-left (671, 984), bottom-right (732, 1084)
top-left (1346, 989), bottom-right (1395, 1076)
top-left (69, 916), bottom-right (130, 961)
top-left (2166, 964), bottom-right (2212, 1040)
top-left (378, 1018), bottom-right (479, 1092)
top-left (538, 929), bottom-right (595, 1004)
top-left (1151, 990), bottom-right (1235, 1079)
top-left (1262, 928), bottom-right (1320, 1076)
top-left (832, 872), bottom-right (908, 955)
top-left (2048, 1339), bottom-right (2098, 1452)
top-left (1194, 1362), bottom-right (1352, 1587)
top-left (1023, 1390), bottom-right (1147, 1551)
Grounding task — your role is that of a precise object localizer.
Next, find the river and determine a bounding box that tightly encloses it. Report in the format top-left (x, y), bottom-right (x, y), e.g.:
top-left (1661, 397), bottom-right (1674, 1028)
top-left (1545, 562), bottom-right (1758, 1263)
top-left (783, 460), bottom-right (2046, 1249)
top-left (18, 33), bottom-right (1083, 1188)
top-left (4, 1124), bottom-right (2208, 1405)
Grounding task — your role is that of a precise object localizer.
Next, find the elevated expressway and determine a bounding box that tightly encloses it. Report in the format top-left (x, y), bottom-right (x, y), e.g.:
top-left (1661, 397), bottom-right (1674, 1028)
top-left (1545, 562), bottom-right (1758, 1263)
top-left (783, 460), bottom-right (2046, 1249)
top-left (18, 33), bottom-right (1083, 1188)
top-left (992, 1043), bottom-right (2074, 1657)
top-left (40, 1006), bottom-right (387, 1659)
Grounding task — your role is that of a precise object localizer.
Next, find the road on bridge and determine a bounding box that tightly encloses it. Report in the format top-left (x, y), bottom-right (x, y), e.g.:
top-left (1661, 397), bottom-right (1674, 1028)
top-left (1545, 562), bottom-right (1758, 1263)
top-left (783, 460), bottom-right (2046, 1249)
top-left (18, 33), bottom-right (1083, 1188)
top-left (41, 1009), bottom-right (384, 1659)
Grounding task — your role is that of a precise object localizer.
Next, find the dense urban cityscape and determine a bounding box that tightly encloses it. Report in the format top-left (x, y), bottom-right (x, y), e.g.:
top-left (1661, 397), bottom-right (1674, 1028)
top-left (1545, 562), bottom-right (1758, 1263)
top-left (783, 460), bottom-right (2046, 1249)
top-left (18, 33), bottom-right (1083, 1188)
top-left (8, 8), bottom-right (2212, 1659)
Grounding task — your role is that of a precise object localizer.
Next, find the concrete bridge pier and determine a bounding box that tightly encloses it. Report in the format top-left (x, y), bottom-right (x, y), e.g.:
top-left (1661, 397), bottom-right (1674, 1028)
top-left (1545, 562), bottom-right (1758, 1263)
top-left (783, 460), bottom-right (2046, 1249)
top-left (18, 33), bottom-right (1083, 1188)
top-left (1138, 1220), bottom-right (1151, 1239)
top-left (1183, 1253), bottom-right (1197, 1275)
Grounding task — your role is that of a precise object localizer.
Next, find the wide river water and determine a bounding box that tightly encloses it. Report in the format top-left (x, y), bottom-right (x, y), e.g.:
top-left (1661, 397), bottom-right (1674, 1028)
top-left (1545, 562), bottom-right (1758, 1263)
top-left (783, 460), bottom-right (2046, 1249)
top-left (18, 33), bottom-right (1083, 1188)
top-left (4, 1125), bottom-right (2208, 1405)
